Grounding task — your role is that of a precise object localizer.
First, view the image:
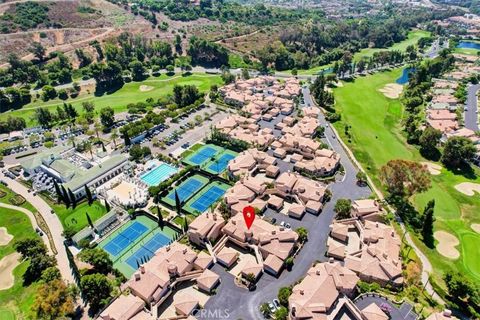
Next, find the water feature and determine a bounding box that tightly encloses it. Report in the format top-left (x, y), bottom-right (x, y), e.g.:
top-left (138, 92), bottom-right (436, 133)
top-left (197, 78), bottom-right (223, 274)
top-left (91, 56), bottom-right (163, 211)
top-left (396, 67), bottom-right (415, 85)
top-left (457, 41), bottom-right (480, 50)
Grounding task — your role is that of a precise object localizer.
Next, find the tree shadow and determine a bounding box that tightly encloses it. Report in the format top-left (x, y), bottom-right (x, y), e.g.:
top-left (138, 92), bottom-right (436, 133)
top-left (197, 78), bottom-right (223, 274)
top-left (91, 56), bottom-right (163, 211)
top-left (94, 81), bottom-right (124, 97)
top-left (420, 148), bottom-right (441, 162)
top-left (444, 162), bottom-right (477, 180)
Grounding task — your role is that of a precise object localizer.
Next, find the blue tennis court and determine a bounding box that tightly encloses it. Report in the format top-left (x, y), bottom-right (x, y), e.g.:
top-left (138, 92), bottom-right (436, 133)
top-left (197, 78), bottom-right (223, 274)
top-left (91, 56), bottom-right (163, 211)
top-left (168, 178), bottom-right (204, 202)
top-left (103, 221), bottom-right (148, 256)
top-left (190, 185), bottom-right (227, 213)
top-left (188, 146), bottom-right (218, 165)
top-left (125, 233), bottom-right (171, 269)
top-left (207, 153), bottom-right (236, 174)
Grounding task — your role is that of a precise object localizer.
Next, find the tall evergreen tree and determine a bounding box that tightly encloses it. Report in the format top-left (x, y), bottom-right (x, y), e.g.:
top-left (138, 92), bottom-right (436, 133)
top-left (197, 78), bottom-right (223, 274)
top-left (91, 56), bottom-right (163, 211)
top-left (86, 212), bottom-right (94, 229)
top-left (104, 200), bottom-right (111, 212)
top-left (61, 185), bottom-right (70, 208)
top-left (157, 206), bottom-right (164, 229)
top-left (53, 180), bottom-right (63, 204)
top-left (422, 200), bottom-right (435, 248)
top-left (68, 189), bottom-right (77, 209)
top-left (174, 190), bottom-right (181, 215)
top-left (84, 185), bottom-right (93, 206)
top-left (183, 216), bottom-right (188, 233)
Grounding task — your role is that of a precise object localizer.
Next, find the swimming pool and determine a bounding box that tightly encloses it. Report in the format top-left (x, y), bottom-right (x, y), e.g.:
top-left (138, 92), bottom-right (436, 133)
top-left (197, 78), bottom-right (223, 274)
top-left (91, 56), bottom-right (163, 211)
top-left (207, 153), bottom-right (236, 174)
top-left (189, 185), bottom-right (227, 213)
top-left (141, 163), bottom-right (178, 186)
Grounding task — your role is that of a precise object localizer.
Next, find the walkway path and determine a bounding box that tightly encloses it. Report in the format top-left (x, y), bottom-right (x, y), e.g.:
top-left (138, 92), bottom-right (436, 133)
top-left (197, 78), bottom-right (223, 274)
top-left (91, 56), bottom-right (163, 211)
top-left (0, 174), bottom-right (74, 284)
top-left (465, 84), bottom-right (480, 132)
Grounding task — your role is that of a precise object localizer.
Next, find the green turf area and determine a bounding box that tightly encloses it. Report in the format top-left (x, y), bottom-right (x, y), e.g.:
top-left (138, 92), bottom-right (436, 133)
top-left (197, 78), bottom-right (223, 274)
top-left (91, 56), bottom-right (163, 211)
top-left (353, 30), bottom-right (431, 61)
top-left (1, 73), bottom-right (223, 127)
top-left (183, 181), bottom-right (231, 215)
top-left (332, 69), bottom-right (480, 285)
top-left (49, 199), bottom-right (107, 233)
top-left (162, 174), bottom-right (210, 207)
top-left (98, 215), bottom-right (178, 277)
top-left (179, 142), bottom-right (204, 159)
top-left (453, 47), bottom-right (479, 55)
top-left (172, 214), bottom-right (195, 229)
top-left (0, 199), bottom-right (41, 319)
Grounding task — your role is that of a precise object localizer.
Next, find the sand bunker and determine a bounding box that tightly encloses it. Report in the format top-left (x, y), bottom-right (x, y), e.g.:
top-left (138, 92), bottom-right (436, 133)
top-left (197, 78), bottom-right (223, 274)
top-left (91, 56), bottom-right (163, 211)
top-left (0, 227), bottom-right (13, 246)
top-left (471, 224), bottom-right (480, 233)
top-left (421, 162), bottom-right (442, 175)
top-left (379, 83), bottom-right (403, 99)
top-left (454, 182), bottom-right (480, 196)
top-left (0, 252), bottom-right (21, 290)
top-left (434, 231), bottom-right (460, 259)
top-left (139, 85), bottom-right (154, 92)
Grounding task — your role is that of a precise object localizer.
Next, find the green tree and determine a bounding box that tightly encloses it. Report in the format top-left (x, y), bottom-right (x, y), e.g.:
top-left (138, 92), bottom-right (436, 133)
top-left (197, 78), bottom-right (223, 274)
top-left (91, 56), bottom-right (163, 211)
top-left (421, 200), bottom-right (435, 248)
top-left (356, 171), bottom-right (367, 185)
top-left (33, 279), bottom-right (75, 320)
top-left (295, 227), bottom-right (308, 243)
top-left (68, 188), bottom-right (77, 209)
top-left (259, 302), bottom-right (271, 317)
top-left (100, 107), bottom-right (115, 128)
top-left (29, 42), bottom-right (46, 61)
top-left (86, 212), bottom-right (94, 229)
top-left (105, 199), bottom-right (111, 212)
top-left (61, 185), bottom-right (71, 208)
top-left (278, 286), bottom-right (292, 307)
top-left (40, 266), bottom-right (61, 283)
top-left (53, 180), bottom-right (63, 204)
top-left (334, 198), bottom-right (352, 219)
top-left (442, 136), bottom-right (476, 168)
top-left (78, 248), bottom-right (113, 274)
top-left (80, 273), bottom-right (112, 311)
top-left (35, 107), bottom-right (53, 127)
top-left (157, 206), bottom-right (164, 229)
top-left (419, 127), bottom-right (442, 160)
top-left (275, 306), bottom-right (288, 320)
top-left (380, 159), bottom-right (431, 197)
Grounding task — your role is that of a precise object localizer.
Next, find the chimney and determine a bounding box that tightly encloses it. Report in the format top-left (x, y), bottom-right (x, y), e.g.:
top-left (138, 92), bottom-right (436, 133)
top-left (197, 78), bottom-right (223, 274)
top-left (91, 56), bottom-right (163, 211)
top-left (443, 309), bottom-right (452, 317)
top-left (382, 252), bottom-right (388, 259)
top-left (391, 230), bottom-right (395, 237)
top-left (183, 248), bottom-right (187, 254)
top-left (375, 222), bottom-right (379, 228)
top-left (134, 272), bottom-right (141, 281)
top-left (329, 257), bottom-right (334, 264)
top-left (213, 213), bottom-right (217, 221)
top-left (300, 290), bottom-right (304, 295)
top-left (140, 265), bottom-right (145, 274)
top-left (316, 270), bottom-right (321, 275)
top-left (166, 245), bottom-right (171, 252)
top-left (232, 220), bottom-right (236, 225)
top-left (271, 230), bottom-right (276, 235)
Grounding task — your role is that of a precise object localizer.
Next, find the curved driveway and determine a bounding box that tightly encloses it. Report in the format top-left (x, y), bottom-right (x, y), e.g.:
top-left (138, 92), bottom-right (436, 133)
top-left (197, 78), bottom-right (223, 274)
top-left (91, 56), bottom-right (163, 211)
top-left (0, 173), bottom-right (74, 284)
top-left (202, 87), bottom-right (371, 320)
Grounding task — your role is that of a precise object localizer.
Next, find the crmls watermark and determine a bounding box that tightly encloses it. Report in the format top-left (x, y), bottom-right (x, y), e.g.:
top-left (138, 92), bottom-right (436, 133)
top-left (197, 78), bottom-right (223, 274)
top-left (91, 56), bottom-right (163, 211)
top-left (193, 308), bottom-right (231, 319)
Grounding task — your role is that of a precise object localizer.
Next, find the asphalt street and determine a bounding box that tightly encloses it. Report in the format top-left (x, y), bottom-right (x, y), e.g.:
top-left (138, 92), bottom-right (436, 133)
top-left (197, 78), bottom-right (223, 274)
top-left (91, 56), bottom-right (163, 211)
top-left (464, 84), bottom-right (480, 132)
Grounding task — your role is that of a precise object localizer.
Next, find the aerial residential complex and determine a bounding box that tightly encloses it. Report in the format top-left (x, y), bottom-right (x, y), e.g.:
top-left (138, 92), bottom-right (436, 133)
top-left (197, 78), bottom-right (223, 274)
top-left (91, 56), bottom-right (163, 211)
top-left (2, 1), bottom-right (479, 315)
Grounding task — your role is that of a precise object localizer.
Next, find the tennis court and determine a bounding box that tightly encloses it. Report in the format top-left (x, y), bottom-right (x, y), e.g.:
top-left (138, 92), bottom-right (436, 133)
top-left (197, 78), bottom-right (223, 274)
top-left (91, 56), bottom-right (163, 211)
top-left (102, 221), bottom-right (148, 257)
top-left (184, 181), bottom-right (230, 215)
top-left (184, 145), bottom-right (220, 166)
top-left (125, 232), bottom-right (171, 269)
top-left (206, 152), bottom-right (237, 174)
top-left (163, 174), bottom-right (209, 207)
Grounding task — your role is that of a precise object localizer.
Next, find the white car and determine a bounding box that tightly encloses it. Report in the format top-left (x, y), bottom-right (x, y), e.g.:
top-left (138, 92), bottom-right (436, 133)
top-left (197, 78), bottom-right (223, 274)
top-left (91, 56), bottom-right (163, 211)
top-left (280, 221), bottom-right (286, 227)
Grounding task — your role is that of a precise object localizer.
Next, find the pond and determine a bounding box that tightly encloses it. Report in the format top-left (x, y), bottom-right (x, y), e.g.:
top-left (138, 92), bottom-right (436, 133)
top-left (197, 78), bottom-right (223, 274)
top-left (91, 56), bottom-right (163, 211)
top-left (396, 67), bottom-right (415, 85)
top-left (457, 41), bottom-right (480, 50)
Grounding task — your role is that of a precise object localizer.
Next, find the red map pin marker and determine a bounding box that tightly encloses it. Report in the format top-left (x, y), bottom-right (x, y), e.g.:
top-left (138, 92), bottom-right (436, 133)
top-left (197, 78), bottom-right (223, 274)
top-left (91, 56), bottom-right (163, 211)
top-left (243, 206), bottom-right (255, 230)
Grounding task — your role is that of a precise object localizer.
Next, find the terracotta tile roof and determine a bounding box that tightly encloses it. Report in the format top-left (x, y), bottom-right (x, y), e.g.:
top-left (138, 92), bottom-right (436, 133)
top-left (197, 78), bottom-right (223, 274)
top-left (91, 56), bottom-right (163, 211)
top-left (361, 303), bottom-right (389, 320)
top-left (100, 294), bottom-right (145, 320)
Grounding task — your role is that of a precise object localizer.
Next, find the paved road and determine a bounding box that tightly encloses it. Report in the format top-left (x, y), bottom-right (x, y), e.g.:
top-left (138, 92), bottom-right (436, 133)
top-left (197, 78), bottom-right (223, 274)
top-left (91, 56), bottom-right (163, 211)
top-left (464, 84), bottom-right (480, 132)
top-left (202, 87), bottom-right (371, 320)
top-left (0, 172), bottom-right (75, 284)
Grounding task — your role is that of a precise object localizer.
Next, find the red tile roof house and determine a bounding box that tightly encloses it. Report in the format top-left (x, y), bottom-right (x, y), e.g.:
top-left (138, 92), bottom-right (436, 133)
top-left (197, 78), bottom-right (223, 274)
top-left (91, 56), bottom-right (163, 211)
top-left (220, 213), bottom-right (299, 277)
top-left (187, 212), bottom-right (226, 248)
top-left (288, 260), bottom-right (359, 320)
top-left (227, 148), bottom-right (277, 178)
top-left (119, 242), bottom-right (216, 317)
top-left (294, 149), bottom-right (341, 177)
top-left (351, 199), bottom-right (384, 222)
top-left (223, 176), bottom-right (268, 215)
top-left (274, 172), bottom-right (326, 215)
top-left (328, 220), bottom-right (404, 287)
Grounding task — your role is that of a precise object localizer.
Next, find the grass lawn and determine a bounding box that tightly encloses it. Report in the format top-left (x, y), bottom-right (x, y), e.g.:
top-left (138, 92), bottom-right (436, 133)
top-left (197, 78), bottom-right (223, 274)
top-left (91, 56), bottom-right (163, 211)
top-left (332, 69), bottom-right (480, 287)
top-left (453, 47), bottom-right (479, 55)
top-left (228, 54), bottom-right (250, 68)
top-left (49, 199), bottom-right (107, 233)
top-left (353, 30), bottom-right (431, 61)
top-left (0, 188), bottom-right (41, 319)
top-left (1, 73), bottom-right (223, 127)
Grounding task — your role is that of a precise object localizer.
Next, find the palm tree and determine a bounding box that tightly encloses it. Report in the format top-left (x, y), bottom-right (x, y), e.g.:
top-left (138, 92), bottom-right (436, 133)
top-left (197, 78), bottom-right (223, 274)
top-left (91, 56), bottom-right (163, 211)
top-left (84, 140), bottom-right (93, 159)
top-left (94, 120), bottom-right (102, 139)
top-left (68, 136), bottom-right (76, 148)
top-left (110, 129), bottom-right (119, 148)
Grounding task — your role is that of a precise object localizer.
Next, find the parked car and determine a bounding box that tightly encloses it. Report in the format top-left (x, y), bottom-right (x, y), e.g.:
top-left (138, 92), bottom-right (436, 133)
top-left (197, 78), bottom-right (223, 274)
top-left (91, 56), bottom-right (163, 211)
top-left (273, 299), bottom-right (280, 310)
top-left (268, 303), bottom-right (276, 313)
top-left (285, 223), bottom-right (291, 230)
top-left (280, 221), bottom-right (285, 227)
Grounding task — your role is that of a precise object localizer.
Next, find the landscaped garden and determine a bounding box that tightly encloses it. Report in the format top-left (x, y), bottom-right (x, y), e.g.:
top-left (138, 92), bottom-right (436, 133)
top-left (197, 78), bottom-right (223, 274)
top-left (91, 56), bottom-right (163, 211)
top-left (332, 69), bottom-right (480, 288)
top-left (47, 198), bottom-right (108, 233)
